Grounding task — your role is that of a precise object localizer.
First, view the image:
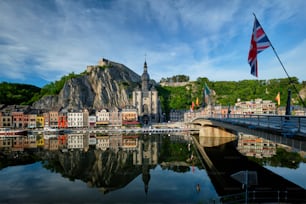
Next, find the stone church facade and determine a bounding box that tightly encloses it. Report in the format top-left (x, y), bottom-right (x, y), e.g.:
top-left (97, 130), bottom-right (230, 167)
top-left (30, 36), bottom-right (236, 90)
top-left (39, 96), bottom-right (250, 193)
top-left (132, 61), bottom-right (161, 124)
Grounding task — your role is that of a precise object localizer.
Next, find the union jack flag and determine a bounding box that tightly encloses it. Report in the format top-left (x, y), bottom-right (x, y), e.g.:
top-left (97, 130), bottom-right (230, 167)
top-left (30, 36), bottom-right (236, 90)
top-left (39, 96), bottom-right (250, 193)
top-left (248, 17), bottom-right (271, 77)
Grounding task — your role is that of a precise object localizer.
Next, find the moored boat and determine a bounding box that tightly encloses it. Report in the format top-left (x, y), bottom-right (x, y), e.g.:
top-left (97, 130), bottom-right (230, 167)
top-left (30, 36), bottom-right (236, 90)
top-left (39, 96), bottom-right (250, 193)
top-left (44, 126), bottom-right (64, 134)
top-left (44, 126), bottom-right (58, 132)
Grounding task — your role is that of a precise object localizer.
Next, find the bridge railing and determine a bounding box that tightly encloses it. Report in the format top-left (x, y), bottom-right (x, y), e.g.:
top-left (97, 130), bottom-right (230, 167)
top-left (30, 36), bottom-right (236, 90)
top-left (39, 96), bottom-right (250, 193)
top-left (203, 114), bottom-right (306, 137)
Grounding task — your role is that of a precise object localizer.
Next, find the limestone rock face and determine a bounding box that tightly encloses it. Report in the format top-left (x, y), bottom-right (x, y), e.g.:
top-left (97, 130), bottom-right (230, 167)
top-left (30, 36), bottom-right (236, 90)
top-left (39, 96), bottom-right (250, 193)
top-left (32, 95), bottom-right (59, 110)
top-left (33, 63), bottom-right (141, 110)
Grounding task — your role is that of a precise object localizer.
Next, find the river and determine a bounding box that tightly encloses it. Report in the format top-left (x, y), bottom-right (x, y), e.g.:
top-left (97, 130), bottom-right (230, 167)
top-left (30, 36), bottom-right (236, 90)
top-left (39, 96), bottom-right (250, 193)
top-left (0, 133), bottom-right (305, 203)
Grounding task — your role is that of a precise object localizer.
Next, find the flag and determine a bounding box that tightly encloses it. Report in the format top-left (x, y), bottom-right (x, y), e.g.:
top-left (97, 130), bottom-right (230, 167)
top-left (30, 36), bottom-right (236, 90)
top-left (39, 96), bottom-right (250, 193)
top-left (196, 97), bottom-right (199, 106)
top-left (204, 83), bottom-right (211, 96)
top-left (191, 101), bottom-right (195, 110)
top-left (275, 92), bottom-right (280, 106)
top-left (248, 17), bottom-right (271, 77)
top-left (203, 83), bottom-right (211, 107)
top-left (190, 105), bottom-right (193, 112)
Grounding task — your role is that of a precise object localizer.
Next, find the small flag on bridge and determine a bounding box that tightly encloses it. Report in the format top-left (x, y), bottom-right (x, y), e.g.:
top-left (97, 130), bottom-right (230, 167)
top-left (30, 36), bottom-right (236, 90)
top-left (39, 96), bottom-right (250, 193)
top-left (196, 97), bottom-right (199, 106)
top-left (275, 92), bottom-right (280, 106)
top-left (204, 83), bottom-right (211, 96)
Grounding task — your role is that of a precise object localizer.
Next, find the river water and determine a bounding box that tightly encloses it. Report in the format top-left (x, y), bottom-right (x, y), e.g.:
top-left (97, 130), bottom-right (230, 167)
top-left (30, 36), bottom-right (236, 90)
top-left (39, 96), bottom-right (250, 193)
top-left (0, 133), bottom-right (305, 203)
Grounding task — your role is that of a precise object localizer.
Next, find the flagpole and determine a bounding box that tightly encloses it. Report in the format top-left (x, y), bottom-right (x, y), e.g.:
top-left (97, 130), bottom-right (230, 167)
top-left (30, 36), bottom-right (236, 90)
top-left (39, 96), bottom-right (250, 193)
top-left (253, 13), bottom-right (306, 107)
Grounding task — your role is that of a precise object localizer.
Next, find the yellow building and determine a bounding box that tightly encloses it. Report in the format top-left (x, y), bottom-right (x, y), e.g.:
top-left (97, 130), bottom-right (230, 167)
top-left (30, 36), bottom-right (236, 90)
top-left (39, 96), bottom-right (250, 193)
top-left (36, 115), bottom-right (44, 128)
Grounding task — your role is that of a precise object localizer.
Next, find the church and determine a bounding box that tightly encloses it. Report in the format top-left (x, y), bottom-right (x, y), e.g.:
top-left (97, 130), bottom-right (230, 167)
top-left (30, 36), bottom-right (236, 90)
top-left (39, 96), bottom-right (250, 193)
top-left (132, 61), bottom-right (162, 124)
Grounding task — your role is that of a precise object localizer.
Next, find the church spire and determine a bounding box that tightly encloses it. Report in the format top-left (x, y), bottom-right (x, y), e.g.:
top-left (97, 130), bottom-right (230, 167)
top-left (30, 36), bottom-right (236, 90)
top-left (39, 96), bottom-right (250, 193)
top-left (144, 54), bottom-right (148, 73)
top-left (141, 60), bottom-right (150, 92)
top-left (144, 60), bottom-right (148, 73)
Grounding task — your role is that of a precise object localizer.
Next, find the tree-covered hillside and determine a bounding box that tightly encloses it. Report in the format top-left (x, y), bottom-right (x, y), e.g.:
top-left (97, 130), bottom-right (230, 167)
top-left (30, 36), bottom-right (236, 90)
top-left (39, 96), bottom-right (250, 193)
top-left (28, 72), bottom-right (86, 104)
top-left (2, 73), bottom-right (306, 113)
top-left (0, 72), bottom-right (86, 105)
top-left (0, 82), bottom-right (41, 105)
top-left (157, 77), bottom-right (306, 115)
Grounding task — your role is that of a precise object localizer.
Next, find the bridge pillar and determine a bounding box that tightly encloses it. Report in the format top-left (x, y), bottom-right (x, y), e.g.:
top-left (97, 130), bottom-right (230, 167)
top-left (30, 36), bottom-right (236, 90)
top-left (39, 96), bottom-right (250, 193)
top-left (199, 126), bottom-right (236, 147)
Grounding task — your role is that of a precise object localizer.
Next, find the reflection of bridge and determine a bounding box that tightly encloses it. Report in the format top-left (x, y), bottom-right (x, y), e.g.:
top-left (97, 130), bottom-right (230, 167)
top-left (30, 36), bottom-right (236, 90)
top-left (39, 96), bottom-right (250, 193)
top-left (191, 116), bottom-right (306, 152)
top-left (192, 136), bottom-right (306, 203)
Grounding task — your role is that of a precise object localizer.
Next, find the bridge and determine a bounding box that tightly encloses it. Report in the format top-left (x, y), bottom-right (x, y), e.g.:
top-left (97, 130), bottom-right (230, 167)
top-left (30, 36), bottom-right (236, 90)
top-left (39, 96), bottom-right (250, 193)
top-left (190, 114), bottom-right (306, 152)
top-left (189, 114), bottom-right (306, 203)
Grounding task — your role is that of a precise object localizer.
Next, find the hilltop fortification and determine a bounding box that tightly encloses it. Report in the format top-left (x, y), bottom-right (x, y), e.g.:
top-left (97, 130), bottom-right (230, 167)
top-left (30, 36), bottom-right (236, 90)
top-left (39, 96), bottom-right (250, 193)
top-left (33, 58), bottom-right (141, 111)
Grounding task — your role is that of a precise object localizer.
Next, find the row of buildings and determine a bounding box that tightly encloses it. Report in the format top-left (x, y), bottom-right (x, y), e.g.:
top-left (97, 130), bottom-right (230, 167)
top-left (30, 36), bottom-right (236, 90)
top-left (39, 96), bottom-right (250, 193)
top-left (183, 98), bottom-right (305, 123)
top-left (1, 98), bottom-right (304, 129)
top-left (0, 104), bottom-right (140, 129)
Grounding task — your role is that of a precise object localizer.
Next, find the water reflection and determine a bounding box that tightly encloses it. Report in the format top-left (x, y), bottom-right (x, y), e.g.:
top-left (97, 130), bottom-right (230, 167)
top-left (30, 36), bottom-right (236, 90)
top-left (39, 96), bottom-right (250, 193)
top-left (0, 133), bottom-right (205, 195)
top-left (195, 133), bottom-right (306, 203)
top-left (237, 134), bottom-right (304, 169)
top-left (42, 134), bottom-right (164, 194)
top-left (237, 134), bottom-right (277, 158)
top-left (1, 132), bottom-right (305, 203)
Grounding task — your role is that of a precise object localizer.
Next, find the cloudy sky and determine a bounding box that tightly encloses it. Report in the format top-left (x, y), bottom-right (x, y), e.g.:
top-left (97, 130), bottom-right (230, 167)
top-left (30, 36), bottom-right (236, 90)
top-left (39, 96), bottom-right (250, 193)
top-left (1, 0), bottom-right (306, 87)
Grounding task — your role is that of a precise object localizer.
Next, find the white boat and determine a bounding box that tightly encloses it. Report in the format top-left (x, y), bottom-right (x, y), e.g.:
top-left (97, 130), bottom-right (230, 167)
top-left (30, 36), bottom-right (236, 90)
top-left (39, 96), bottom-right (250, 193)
top-left (44, 127), bottom-right (65, 135)
top-left (44, 127), bottom-right (59, 134)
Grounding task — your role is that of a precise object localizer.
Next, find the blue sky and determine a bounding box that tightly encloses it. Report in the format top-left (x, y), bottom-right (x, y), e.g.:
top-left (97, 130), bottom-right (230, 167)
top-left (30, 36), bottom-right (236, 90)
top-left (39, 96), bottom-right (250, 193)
top-left (1, 0), bottom-right (306, 87)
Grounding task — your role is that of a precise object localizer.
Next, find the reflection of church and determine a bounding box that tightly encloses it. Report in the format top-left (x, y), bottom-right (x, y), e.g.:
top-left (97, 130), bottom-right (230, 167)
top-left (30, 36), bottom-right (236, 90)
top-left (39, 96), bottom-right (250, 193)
top-left (133, 61), bottom-right (161, 124)
top-left (133, 134), bottom-right (160, 194)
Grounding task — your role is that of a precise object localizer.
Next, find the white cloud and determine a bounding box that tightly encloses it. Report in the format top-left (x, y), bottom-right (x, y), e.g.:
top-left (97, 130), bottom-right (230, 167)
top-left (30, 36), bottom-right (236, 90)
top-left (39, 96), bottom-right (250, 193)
top-left (0, 0), bottom-right (306, 86)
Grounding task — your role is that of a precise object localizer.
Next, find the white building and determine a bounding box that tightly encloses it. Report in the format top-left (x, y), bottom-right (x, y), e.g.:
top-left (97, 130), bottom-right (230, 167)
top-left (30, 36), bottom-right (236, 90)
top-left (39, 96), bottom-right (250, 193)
top-left (67, 112), bottom-right (84, 128)
top-left (235, 98), bottom-right (276, 115)
top-left (96, 109), bottom-right (110, 127)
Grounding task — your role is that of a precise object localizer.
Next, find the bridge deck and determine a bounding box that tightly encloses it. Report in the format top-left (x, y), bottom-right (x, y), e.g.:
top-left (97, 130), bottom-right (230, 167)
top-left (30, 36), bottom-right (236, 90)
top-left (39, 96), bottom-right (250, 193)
top-left (192, 116), bottom-right (306, 151)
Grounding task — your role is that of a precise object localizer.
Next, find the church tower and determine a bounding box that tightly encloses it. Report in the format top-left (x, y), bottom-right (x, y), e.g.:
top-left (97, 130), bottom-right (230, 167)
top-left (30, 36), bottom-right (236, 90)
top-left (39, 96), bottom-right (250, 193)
top-left (141, 61), bottom-right (149, 92)
top-left (132, 60), bottom-right (161, 125)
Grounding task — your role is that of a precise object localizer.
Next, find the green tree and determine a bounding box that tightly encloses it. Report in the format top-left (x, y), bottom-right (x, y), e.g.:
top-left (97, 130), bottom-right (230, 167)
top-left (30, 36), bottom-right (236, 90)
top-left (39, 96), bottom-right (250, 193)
top-left (0, 82), bottom-right (41, 105)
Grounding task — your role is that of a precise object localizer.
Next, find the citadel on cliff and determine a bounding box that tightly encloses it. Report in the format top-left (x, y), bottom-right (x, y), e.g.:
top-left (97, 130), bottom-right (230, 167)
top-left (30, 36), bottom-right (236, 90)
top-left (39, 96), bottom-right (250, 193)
top-left (0, 58), bottom-right (162, 129)
top-left (89, 58), bottom-right (162, 124)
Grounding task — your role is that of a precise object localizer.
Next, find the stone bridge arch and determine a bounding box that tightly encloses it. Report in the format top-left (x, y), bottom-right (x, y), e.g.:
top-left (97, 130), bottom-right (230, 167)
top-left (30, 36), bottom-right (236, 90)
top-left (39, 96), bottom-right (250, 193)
top-left (192, 118), bottom-right (237, 137)
top-left (191, 118), bottom-right (237, 147)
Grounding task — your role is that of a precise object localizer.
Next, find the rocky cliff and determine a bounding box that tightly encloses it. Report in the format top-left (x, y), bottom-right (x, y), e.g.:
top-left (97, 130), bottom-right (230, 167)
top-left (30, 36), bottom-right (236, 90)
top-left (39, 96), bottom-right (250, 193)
top-left (33, 61), bottom-right (141, 110)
